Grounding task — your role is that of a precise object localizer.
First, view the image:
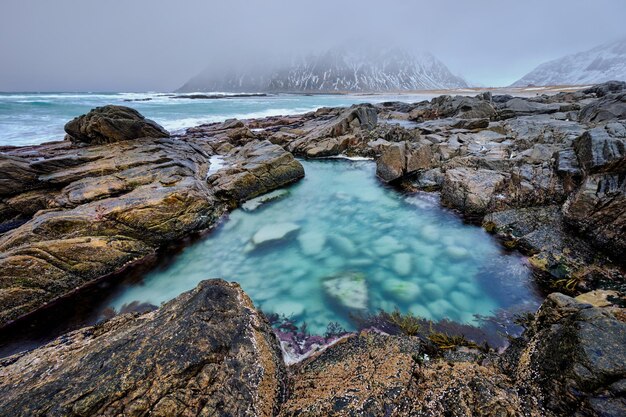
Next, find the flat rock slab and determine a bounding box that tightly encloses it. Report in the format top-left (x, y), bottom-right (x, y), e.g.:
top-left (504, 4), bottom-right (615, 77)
top-left (0, 280), bottom-right (287, 417)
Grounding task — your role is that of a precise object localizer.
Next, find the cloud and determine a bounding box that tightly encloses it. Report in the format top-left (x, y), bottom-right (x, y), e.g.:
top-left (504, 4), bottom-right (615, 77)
top-left (1, 0), bottom-right (625, 91)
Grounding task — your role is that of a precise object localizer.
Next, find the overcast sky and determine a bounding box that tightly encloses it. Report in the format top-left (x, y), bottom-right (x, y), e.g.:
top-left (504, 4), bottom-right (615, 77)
top-left (1, 0), bottom-right (625, 91)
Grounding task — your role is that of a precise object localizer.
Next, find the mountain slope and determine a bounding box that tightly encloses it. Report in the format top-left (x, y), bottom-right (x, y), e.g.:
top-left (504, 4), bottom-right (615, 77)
top-left (512, 38), bottom-right (626, 87)
top-left (178, 47), bottom-right (467, 92)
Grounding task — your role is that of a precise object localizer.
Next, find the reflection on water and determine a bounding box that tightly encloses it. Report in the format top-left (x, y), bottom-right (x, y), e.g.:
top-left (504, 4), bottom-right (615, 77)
top-left (107, 159), bottom-right (541, 334)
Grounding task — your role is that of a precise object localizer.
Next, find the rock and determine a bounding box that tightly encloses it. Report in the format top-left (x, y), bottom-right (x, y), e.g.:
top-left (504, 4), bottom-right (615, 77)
top-left (376, 142), bottom-right (406, 182)
top-left (441, 168), bottom-right (506, 216)
top-left (327, 234), bottom-right (357, 256)
top-left (513, 293), bottom-right (626, 417)
top-left (241, 189), bottom-right (290, 211)
top-left (64, 105), bottom-right (169, 145)
top-left (413, 95), bottom-right (497, 120)
top-left (297, 230), bottom-right (326, 256)
top-left (382, 278), bottom-right (421, 301)
top-left (210, 140), bottom-right (305, 202)
top-left (322, 271), bottom-right (368, 311)
top-left (445, 245), bottom-right (470, 260)
top-left (280, 331), bottom-right (541, 416)
top-left (373, 235), bottom-right (404, 256)
top-left (582, 80), bottom-right (626, 97)
top-left (392, 253), bottom-right (413, 276)
top-left (563, 172), bottom-right (626, 262)
top-left (0, 280), bottom-right (287, 417)
top-left (579, 92), bottom-right (626, 123)
top-left (0, 137), bottom-right (221, 326)
top-left (576, 290), bottom-right (622, 307)
top-left (251, 222), bottom-right (300, 247)
top-left (376, 141), bottom-right (433, 183)
top-left (287, 104), bottom-right (377, 157)
top-left (423, 283), bottom-right (444, 300)
top-left (574, 125), bottom-right (626, 174)
top-left (279, 332), bottom-right (420, 415)
top-left (496, 98), bottom-right (561, 119)
top-left (451, 118), bottom-right (490, 130)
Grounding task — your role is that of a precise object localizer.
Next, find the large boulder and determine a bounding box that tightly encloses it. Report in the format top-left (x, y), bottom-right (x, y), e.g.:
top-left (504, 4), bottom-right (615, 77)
top-left (582, 81), bottom-right (626, 98)
top-left (574, 125), bottom-right (626, 174)
top-left (209, 140), bottom-right (305, 203)
top-left (64, 105), bottom-right (170, 145)
top-left (375, 141), bottom-right (433, 183)
top-left (285, 104), bottom-right (378, 157)
top-left (579, 92), bottom-right (626, 124)
top-left (496, 98), bottom-right (561, 119)
top-left (441, 168), bottom-right (506, 216)
top-left (411, 95), bottom-right (497, 121)
top-left (513, 293), bottom-right (626, 417)
top-left (0, 280), bottom-right (287, 417)
top-left (563, 173), bottom-right (626, 262)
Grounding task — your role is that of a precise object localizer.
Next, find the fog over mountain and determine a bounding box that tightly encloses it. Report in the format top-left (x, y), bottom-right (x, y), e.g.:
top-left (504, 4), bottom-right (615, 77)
top-left (1, 0), bottom-right (626, 91)
top-left (512, 38), bottom-right (626, 86)
top-left (178, 47), bottom-right (468, 92)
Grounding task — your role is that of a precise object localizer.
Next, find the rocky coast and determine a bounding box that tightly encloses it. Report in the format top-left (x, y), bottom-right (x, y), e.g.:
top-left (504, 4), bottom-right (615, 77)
top-left (0, 82), bottom-right (625, 416)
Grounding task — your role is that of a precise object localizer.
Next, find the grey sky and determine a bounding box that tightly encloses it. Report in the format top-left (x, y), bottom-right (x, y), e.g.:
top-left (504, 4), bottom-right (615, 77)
top-left (1, 0), bottom-right (625, 91)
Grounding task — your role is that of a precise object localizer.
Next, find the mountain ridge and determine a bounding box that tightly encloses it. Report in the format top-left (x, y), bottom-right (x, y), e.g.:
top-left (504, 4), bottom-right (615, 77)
top-left (512, 38), bottom-right (626, 87)
top-left (178, 47), bottom-right (468, 93)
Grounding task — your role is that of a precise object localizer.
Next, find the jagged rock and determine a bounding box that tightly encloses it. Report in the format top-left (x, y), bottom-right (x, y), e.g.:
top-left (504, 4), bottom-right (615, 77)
top-left (0, 280), bottom-right (287, 417)
top-left (579, 92), bottom-right (626, 123)
top-left (574, 125), bottom-right (626, 174)
top-left (563, 173), bottom-right (626, 262)
top-left (0, 155), bottom-right (39, 197)
top-left (286, 104), bottom-right (377, 157)
top-left (411, 95), bottom-right (497, 121)
top-left (496, 98), bottom-right (561, 119)
top-left (375, 141), bottom-right (433, 183)
top-left (210, 140), bottom-right (304, 202)
top-left (64, 105), bottom-right (170, 145)
top-left (451, 118), bottom-right (490, 130)
top-left (513, 293), bottom-right (626, 417)
top-left (583, 81), bottom-right (626, 98)
top-left (441, 168), bottom-right (506, 216)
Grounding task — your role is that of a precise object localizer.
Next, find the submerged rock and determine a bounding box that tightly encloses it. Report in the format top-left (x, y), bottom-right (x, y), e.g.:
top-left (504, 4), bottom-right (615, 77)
top-left (64, 105), bottom-right (170, 145)
top-left (251, 222), bottom-right (300, 247)
top-left (0, 280), bottom-right (287, 417)
top-left (241, 189), bottom-right (290, 211)
top-left (322, 271), bottom-right (368, 311)
top-left (297, 230), bottom-right (326, 256)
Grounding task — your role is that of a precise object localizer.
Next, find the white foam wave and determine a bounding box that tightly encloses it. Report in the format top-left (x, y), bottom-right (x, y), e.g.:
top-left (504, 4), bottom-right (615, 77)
top-left (161, 106), bottom-right (319, 132)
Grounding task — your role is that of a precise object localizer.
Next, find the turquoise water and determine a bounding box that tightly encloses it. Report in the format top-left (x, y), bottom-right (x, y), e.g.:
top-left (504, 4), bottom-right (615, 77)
top-left (107, 159), bottom-right (541, 334)
top-left (0, 92), bottom-right (436, 147)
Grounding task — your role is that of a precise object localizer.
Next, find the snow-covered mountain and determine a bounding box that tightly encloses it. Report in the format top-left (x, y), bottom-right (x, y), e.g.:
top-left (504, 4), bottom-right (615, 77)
top-left (512, 38), bottom-right (626, 87)
top-left (178, 47), bottom-right (468, 92)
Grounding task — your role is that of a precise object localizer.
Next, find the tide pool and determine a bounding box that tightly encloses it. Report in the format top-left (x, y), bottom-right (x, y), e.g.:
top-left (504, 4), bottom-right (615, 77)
top-left (106, 159), bottom-right (541, 335)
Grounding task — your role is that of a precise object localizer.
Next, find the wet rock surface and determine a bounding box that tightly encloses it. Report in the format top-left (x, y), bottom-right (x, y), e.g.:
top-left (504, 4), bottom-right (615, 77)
top-left (64, 105), bottom-right (170, 145)
top-left (508, 293), bottom-right (626, 417)
top-left (0, 109), bottom-right (304, 326)
top-left (0, 280), bottom-right (287, 417)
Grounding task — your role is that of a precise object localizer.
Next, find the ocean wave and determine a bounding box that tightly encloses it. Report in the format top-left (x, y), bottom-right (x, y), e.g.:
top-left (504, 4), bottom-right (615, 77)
top-left (161, 106), bottom-right (319, 132)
